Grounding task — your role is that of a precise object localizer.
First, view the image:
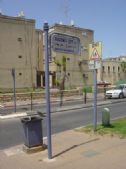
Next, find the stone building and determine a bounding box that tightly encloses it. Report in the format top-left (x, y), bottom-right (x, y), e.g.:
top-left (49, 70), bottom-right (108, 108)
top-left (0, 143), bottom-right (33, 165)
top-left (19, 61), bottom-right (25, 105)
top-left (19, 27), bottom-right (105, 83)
top-left (101, 56), bottom-right (126, 85)
top-left (47, 23), bottom-right (94, 89)
top-left (0, 14), bottom-right (38, 88)
top-left (35, 29), bottom-right (44, 87)
top-left (0, 14), bottom-right (96, 89)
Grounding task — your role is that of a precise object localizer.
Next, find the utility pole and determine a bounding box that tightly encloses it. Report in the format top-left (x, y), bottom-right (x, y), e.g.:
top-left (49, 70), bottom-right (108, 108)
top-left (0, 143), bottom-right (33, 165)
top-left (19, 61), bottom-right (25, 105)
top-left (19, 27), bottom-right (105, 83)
top-left (43, 22), bottom-right (52, 159)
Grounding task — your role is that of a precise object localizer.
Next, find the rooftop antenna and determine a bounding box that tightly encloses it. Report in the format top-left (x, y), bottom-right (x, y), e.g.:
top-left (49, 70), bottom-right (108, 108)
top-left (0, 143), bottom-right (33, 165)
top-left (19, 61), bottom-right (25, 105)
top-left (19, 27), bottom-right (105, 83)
top-left (63, 0), bottom-right (70, 25)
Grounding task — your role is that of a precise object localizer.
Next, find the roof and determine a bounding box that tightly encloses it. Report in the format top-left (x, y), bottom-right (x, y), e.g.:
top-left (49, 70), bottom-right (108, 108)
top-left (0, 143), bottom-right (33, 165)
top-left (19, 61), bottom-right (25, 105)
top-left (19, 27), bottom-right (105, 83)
top-left (50, 23), bottom-right (94, 33)
top-left (0, 14), bottom-right (35, 24)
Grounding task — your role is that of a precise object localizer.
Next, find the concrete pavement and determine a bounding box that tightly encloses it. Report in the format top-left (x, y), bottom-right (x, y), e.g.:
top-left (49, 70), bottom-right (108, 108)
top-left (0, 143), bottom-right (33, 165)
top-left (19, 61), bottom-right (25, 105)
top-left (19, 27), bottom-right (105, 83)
top-left (0, 129), bottom-right (126, 169)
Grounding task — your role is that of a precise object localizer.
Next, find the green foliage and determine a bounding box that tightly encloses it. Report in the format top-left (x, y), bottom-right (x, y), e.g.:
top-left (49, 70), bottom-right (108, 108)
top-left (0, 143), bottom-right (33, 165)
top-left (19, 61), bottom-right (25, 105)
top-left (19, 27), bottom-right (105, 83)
top-left (121, 61), bottom-right (126, 73)
top-left (54, 60), bottom-right (61, 67)
top-left (115, 80), bottom-right (126, 85)
top-left (62, 55), bottom-right (66, 65)
top-left (54, 55), bottom-right (67, 91)
top-left (54, 79), bottom-right (60, 87)
top-left (54, 55), bottom-right (66, 68)
top-left (82, 86), bottom-right (92, 93)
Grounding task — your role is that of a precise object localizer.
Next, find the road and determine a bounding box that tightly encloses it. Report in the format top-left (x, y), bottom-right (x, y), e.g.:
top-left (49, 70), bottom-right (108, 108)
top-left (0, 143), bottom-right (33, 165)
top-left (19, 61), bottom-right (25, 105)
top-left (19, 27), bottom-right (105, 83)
top-left (0, 97), bottom-right (104, 115)
top-left (0, 101), bottom-right (126, 150)
top-left (0, 99), bottom-right (85, 114)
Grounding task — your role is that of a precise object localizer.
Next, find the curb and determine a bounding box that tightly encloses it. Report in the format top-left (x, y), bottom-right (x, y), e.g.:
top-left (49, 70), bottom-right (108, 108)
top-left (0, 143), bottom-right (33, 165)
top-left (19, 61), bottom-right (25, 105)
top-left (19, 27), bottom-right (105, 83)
top-left (54, 100), bottom-right (112, 112)
top-left (0, 112), bottom-right (27, 119)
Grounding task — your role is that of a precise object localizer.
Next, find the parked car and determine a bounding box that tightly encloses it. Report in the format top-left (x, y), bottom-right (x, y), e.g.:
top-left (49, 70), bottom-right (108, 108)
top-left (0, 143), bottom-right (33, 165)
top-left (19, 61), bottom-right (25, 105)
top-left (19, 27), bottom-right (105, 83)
top-left (105, 84), bottom-right (126, 99)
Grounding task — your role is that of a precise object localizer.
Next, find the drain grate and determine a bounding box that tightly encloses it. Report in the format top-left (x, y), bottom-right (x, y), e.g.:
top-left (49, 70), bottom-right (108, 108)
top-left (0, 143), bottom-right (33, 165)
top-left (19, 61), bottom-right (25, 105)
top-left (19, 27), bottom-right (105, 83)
top-left (82, 150), bottom-right (100, 157)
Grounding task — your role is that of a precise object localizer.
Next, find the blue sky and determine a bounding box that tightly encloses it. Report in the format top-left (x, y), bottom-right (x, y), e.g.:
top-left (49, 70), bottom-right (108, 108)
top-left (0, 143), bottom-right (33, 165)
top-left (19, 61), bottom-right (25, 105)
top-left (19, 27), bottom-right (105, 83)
top-left (0, 0), bottom-right (126, 58)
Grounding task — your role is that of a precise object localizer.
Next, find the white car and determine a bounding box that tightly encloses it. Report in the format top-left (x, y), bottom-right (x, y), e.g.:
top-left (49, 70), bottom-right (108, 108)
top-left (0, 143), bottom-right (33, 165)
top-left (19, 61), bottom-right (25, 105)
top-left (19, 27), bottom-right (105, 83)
top-left (105, 84), bottom-right (126, 99)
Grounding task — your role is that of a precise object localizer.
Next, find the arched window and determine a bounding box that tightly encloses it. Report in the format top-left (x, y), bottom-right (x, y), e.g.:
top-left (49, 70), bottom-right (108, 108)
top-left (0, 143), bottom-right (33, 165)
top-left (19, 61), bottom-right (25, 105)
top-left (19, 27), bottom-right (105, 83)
top-left (108, 66), bottom-right (110, 73)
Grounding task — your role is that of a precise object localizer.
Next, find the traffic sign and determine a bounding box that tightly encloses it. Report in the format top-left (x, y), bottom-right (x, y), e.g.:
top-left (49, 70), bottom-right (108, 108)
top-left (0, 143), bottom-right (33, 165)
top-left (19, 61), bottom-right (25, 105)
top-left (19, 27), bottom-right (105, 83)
top-left (91, 48), bottom-right (99, 60)
top-left (89, 42), bottom-right (102, 61)
top-left (88, 60), bottom-right (101, 70)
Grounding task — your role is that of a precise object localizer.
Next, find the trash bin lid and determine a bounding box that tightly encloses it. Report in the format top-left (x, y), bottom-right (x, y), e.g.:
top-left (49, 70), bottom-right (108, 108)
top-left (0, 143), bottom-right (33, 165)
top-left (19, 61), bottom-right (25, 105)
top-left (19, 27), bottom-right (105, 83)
top-left (21, 116), bottom-right (42, 123)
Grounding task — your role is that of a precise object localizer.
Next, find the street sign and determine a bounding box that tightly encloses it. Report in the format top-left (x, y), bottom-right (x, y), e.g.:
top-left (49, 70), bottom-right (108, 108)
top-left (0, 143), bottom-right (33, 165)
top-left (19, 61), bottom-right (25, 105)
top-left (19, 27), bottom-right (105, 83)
top-left (89, 42), bottom-right (102, 61)
top-left (89, 42), bottom-right (102, 131)
top-left (88, 60), bottom-right (101, 70)
top-left (50, 33), bottom-right (80, 55)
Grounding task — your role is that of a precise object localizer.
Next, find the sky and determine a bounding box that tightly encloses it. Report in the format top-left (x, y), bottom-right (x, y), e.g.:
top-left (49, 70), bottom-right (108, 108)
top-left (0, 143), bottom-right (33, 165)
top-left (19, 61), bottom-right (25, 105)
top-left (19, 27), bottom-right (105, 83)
top-left (0, 0), bottom-right (126, 58)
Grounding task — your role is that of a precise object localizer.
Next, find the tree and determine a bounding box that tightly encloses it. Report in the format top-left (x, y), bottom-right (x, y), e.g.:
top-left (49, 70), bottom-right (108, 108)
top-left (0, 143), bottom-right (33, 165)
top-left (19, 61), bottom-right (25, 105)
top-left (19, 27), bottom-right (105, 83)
top-left (121, 61), bottom-right (126, 78)
top-left (121, 61), bottom-right (126, 73)
top-left (54, 56), bottom-right (67, 106)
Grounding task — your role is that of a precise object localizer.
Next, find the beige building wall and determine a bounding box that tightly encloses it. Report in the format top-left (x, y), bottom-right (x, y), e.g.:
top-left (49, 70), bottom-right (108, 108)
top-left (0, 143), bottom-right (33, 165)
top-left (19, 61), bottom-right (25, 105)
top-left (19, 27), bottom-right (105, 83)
top-left (0, 15), bottom-right (36, 89)
top-left (35, 30), bottom-right (43, 71)
top-left (35, 29), bottom-right (44, 87)
top-left (101, 56), bottom-right (126, 85)
top-left (48, 24), bottom-right (94, 88)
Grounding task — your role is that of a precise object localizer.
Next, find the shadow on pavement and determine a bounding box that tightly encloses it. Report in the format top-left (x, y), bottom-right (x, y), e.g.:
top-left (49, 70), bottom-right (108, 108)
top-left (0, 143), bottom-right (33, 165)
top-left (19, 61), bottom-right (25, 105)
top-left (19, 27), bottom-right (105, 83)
top-left (53, 137), bottom-right (99, 158)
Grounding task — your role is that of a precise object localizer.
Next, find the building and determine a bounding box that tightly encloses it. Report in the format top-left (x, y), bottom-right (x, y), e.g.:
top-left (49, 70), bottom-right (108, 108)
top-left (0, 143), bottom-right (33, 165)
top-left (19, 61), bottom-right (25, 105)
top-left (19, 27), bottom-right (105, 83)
top-left (0, 14), bottom-right (39, 89)
top-left (101, 56), bottom-right (126, 85)
top-left (35, 29), bottom-right (44, 87)
top-left (0, 14), bottom-right (96, 89)
top-left (47, 23), bottom-right (94, 89)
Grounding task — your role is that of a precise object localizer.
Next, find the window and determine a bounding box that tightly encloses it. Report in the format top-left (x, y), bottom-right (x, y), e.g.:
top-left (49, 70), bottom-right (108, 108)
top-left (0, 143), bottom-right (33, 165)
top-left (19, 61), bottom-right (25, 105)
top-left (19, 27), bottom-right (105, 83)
top-left (113, 66), bottom-right (115, 72)
top-left (18, 37), bottom-right (22, 42)
top-left (118, 66), bottom-right (120, 72)
top-left (82, 32), bottom-right (87, 36)
top-left (18, 55), bottom-right (22, 58)
top-left (108, 66), bottom-right (110, 73)
top-left (102, 66), bottom-right (105, 72)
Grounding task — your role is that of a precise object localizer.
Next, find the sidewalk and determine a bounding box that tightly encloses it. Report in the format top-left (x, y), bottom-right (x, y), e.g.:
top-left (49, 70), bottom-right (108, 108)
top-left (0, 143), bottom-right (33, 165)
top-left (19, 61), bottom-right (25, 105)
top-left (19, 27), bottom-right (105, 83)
top-left (1, 129), bottom-right (126, 169)
top-left (1, 93), bottom-right (104, 108)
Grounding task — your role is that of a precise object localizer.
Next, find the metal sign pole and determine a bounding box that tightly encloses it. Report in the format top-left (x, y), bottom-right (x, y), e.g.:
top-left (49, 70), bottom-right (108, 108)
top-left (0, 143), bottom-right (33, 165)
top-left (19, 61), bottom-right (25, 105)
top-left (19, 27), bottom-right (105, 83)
top-left (43, 22), bottom-right (52, 159)
top-left (93, 61), bottom-right (97, 131)
top-left (12, 68), bottom-right (16, 113)
top-left (89, 42), bottom-right (102, 131)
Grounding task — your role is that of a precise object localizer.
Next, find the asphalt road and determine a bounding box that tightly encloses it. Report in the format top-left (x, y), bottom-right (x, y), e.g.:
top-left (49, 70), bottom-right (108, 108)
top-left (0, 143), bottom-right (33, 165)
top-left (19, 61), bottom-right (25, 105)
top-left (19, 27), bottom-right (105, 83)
top-left (0, 97), bottom-right (104, 115)
top-left (0, 101), bottom-right (126, 150)
top-left (0, 99), bottom-right (85, 114)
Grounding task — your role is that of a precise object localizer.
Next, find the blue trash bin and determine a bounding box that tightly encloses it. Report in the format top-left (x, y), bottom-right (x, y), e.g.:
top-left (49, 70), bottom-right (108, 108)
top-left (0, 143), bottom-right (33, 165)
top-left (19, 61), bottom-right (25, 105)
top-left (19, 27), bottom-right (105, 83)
top-left (21, 116), bottom-right (43, 148)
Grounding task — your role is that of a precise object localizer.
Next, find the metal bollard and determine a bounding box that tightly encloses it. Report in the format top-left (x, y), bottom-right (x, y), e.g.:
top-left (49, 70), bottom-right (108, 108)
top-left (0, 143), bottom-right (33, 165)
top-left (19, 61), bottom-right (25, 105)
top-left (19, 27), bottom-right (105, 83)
top-left (102, 108), bottom-right (110, 127)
